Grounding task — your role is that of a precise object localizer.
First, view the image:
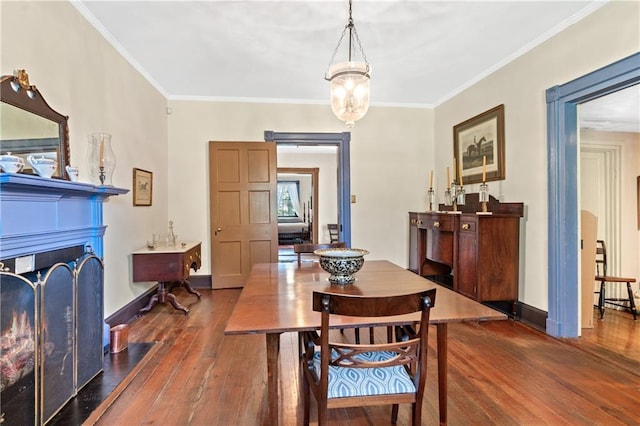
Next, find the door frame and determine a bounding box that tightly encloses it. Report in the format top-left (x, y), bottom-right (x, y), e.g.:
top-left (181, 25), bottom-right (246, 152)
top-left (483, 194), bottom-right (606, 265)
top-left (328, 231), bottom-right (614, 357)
top-left (265, 131), bottom-right (351, 247)
top-left (277, 167), bottom-right (319, 244)
top-left (546, 52), bottom-right (639, 337)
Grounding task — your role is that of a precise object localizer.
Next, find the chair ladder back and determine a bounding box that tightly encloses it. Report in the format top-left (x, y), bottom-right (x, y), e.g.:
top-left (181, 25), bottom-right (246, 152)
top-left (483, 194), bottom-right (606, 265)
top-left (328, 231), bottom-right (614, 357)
top-left (312, 291), bottom-right (434, 318)
top-left (595, 239), bottom-right (607, 276)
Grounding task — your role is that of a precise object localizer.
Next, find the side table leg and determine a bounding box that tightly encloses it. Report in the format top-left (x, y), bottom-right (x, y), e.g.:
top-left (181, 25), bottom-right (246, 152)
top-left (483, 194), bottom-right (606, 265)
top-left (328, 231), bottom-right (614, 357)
top-left (139, 293), bottom-right (159, 314)
top-left (165, 292), bottom-right (189, 315)
top-left (181, 279), bottom-right (201, 298)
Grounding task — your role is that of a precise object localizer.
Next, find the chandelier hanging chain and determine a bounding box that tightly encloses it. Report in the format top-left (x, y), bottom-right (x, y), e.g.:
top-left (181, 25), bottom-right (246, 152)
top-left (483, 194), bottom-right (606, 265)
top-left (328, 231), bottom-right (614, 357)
top-left (324, 0), bottom-right (369, 79)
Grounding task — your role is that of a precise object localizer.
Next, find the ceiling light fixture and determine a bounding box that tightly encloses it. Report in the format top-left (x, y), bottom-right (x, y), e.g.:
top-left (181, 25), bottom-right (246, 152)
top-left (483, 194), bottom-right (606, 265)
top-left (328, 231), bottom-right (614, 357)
top-left (325, 0), bottom-right (370, 128)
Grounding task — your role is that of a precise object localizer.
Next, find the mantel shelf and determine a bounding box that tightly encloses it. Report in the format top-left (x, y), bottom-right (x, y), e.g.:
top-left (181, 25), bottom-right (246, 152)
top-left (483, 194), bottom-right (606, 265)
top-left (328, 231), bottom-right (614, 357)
top-left (0, 172), bottom-right (129, 197)
top-left (1, 173), bottom-right (128, 261)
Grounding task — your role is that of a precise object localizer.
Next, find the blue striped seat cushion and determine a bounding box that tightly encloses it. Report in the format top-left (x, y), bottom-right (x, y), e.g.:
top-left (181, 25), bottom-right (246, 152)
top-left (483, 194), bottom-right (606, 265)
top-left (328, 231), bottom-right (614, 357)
top-left (312, 351), bottom-right (416, 398)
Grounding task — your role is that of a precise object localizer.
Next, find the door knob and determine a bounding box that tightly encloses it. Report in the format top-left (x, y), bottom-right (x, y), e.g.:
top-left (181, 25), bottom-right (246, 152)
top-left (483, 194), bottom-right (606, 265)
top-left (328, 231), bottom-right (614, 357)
top-left (215, 227), bottom-right (222, 235)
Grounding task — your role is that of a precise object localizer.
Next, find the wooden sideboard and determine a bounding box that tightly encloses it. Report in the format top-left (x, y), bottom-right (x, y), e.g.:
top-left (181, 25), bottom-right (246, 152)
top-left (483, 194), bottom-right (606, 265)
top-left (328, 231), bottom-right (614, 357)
top-left (409, 194), bottom-right (523, 314)
top-left (132, 241), bottom-right (202, 314)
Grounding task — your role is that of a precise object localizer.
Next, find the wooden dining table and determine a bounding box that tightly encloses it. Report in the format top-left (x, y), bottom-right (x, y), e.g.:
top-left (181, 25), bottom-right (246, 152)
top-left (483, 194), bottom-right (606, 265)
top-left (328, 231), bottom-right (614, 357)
top-left (224, 260), bottom-right (507, 425)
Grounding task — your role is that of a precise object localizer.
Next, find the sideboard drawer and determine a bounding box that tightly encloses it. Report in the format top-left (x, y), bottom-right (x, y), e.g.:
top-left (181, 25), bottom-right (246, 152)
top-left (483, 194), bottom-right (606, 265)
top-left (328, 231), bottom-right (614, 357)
top-left (427, 215), bottom-right (455, 232)
top-left (458, 218), bottom-right (478, 233)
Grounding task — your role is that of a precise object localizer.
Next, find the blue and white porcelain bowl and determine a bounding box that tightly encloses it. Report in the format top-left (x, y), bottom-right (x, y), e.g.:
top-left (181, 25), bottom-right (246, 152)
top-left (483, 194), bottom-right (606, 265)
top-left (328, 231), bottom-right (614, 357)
top-left (314, 248), bottom-right (369, 285)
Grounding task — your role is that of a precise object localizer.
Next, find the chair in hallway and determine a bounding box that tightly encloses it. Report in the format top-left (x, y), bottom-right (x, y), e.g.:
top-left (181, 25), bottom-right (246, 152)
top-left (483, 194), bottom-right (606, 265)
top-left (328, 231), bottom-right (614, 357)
top-left (594, 240), bottom-right (637, 320)
top-left (327, 224), bottom-right (339, 243)
top-left (293, 242), bottom-right (346, 267)
top-left (300, 288), bottom-right (436, 425)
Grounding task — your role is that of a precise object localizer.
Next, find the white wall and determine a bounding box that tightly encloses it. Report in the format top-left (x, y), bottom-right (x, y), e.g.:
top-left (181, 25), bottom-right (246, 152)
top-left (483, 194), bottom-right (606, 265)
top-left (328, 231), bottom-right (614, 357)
top-left (581, 129), bottom-right (640, 280)
top-left (434, 1), bottom-right (640, 310)
top-left (167, 101), bottom-right (433, 274)
top-left (278, 151), bottom-right (338, 243)
top-left (1, 1), bottom-right (169, 317)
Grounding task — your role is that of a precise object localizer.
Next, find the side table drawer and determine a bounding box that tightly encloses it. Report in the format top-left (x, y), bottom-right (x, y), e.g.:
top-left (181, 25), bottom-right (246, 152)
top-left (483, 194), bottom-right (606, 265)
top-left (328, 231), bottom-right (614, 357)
top-left (185, 244), bottom-right (202, 276)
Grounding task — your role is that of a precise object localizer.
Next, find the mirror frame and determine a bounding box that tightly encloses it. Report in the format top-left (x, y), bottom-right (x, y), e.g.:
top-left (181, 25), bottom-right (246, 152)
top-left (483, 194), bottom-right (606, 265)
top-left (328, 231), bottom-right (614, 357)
top-left (0, 70), bottom-right (70, 179)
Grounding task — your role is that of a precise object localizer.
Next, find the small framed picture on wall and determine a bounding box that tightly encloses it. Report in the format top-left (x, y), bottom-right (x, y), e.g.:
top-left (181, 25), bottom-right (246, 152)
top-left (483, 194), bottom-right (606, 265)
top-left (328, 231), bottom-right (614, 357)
top-left (133, 168), bottom-right (153, 206)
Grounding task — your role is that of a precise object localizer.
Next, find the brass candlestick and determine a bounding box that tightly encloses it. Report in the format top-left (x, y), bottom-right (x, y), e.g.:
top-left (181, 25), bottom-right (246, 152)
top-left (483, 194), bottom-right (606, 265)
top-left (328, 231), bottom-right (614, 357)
top-left (99, 166), bottom-right (105, 185)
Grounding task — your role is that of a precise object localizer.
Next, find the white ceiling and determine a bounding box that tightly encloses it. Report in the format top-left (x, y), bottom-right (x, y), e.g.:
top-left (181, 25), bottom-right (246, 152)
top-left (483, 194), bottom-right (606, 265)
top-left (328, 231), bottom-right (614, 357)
top-left (74, 1), bottom-right (637, 131)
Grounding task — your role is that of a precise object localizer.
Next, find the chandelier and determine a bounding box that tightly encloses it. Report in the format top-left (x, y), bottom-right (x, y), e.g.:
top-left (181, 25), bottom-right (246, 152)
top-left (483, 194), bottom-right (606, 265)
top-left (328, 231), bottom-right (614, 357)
top-left (325, 0), bottom-right (371, 128)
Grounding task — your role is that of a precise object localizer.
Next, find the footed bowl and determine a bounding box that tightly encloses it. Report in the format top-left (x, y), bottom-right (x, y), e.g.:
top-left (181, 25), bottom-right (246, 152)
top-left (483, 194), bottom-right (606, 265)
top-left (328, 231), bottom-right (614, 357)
top-left (313, 248), bottom-right (369, 285)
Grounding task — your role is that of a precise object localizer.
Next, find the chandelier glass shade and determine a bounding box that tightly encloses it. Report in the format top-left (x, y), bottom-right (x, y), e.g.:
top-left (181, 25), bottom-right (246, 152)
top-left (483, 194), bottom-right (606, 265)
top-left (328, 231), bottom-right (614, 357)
top-left (325, 0), bottom-right (371, 127)
top-left (326, 61), bottom-right (370, 128)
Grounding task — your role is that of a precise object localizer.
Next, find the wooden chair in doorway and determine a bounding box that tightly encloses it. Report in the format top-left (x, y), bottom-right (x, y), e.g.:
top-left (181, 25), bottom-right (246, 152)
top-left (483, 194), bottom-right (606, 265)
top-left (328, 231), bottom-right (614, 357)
top-left (293, 242), bottom-right (346, 267)
top-left (300, 288), bottom-right (437, 425)
top-left (594, 240), bottom-right (637, 320)
top-left (327, 224), bottom-right (339, 243)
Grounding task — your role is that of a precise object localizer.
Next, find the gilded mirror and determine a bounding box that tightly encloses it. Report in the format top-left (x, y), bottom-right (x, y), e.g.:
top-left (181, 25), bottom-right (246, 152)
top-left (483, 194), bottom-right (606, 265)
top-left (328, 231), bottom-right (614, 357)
top-left (0, 70), bottom-right (70, 178)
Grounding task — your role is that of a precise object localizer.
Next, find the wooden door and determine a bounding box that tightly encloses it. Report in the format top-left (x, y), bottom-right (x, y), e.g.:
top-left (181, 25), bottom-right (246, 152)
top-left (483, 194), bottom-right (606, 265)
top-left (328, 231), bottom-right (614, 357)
top-left (209, 141), bottom-right (278, 288)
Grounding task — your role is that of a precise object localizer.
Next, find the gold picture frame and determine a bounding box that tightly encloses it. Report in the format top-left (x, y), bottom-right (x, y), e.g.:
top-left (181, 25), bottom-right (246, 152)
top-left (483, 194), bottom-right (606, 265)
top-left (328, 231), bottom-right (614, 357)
top-left (453, 104), bottom-right (505, 184)
top-left (133, 168), bottom-right (152, 206)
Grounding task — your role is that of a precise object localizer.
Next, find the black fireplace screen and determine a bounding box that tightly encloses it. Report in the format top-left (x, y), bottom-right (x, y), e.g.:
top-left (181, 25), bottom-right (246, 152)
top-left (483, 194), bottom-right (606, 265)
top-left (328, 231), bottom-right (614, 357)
top-left (0, 271), bottom-right (38, 425)
top-left (0, 251), bottom-right (104, 425)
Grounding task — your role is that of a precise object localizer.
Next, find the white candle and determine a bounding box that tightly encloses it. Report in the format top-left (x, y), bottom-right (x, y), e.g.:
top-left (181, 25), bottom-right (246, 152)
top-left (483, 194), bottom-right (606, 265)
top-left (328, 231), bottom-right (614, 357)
top-left (452, 158), bottom-right (456, 183)
top-left (460, 170), bottom-right (463, 186)
top-left (429, 170), bottom-right (434, 188)
top-left (482, 155), bottom-right (486, 182)
top-left (99, 140), bottom-right (105, 167)
top-left (446, 167), bottom-right (450, 189)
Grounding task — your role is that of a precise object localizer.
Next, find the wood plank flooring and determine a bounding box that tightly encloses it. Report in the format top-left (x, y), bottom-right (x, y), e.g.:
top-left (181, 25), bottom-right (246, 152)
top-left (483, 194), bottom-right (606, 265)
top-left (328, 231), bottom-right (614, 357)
top-left (91, 288), bottom-right (640, 426)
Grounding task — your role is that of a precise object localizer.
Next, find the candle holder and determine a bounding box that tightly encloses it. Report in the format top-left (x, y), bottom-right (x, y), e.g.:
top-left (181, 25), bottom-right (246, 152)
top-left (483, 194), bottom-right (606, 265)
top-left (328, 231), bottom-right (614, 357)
top-left (88, 132), bottom-right (116, 186)
top-left (444, 188), bottom-right (453, 207)
top-left (456, 185), bottom-right (466, 206)
top-left (479, 182), bottom-right (489, 212)
top-left (427, 188), bottom-right (436, 212)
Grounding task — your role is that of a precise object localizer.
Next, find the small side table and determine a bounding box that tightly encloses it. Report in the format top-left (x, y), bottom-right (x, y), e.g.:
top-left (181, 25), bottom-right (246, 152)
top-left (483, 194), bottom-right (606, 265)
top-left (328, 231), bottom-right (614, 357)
top-left (132, 241), bottom-right (202, 315)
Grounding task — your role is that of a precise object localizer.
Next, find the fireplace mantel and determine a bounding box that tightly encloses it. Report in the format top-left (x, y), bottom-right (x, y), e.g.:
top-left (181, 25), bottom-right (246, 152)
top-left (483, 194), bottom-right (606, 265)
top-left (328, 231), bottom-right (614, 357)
top-left (0, 173), bottom-right (128, 263)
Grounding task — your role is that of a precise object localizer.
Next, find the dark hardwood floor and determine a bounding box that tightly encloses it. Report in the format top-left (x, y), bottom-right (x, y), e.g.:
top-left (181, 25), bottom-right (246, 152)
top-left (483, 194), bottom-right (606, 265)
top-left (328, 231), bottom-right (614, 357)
top-left (90, 288), bottom-right (639, 425)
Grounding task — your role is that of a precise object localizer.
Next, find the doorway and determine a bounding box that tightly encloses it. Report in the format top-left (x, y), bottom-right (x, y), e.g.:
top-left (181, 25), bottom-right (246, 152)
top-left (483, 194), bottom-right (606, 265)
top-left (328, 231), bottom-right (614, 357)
top-left (265, 131), bottom-right (352, 247)
top-left (277, 167), bottom-right (319, 245)
top-left (546, 52), bottom-right (640, 338)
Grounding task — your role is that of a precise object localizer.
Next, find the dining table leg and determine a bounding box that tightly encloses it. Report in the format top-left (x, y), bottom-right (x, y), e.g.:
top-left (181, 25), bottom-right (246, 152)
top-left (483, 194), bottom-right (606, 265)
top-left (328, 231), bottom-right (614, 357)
top-left (266, 332), bottom-right (282, 425)
top-left (437, 323), bottom-right (448, 425)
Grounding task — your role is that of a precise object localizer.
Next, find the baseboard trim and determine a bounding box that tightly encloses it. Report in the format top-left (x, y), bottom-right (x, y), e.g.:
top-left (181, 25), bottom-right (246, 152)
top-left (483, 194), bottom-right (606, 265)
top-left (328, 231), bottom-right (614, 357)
top-left (517, 302), bottom-right (547, 332)
top-left (105, 276), bottom-right (212, 326)
top-left (105, 285), bottom-right (158, 327)
top-left (190, 275), bottom-right (211, 288)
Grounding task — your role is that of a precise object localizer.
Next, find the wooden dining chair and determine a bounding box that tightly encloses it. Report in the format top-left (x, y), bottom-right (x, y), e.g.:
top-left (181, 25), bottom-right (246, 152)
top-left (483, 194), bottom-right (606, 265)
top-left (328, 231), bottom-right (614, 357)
top-left (300, 288), bottom-right (436, 425)
top-left (327, 223), bottom-right (339, 243)
top-left (594, 240), bottom-right (637, 320)
top-left (293, 242), bottom-right (346, 267)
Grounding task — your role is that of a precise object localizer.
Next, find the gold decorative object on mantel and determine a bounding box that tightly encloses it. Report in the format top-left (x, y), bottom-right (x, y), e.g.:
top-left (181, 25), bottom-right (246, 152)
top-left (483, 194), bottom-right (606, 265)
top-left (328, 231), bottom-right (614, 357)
top-left (15, 69), bottom-right (32, 90)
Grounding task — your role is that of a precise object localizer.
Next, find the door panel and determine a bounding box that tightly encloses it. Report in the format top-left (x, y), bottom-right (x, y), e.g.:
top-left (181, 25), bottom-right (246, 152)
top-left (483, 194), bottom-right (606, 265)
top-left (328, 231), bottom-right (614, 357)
top-left (210, 141), bottom-right (278, 288)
